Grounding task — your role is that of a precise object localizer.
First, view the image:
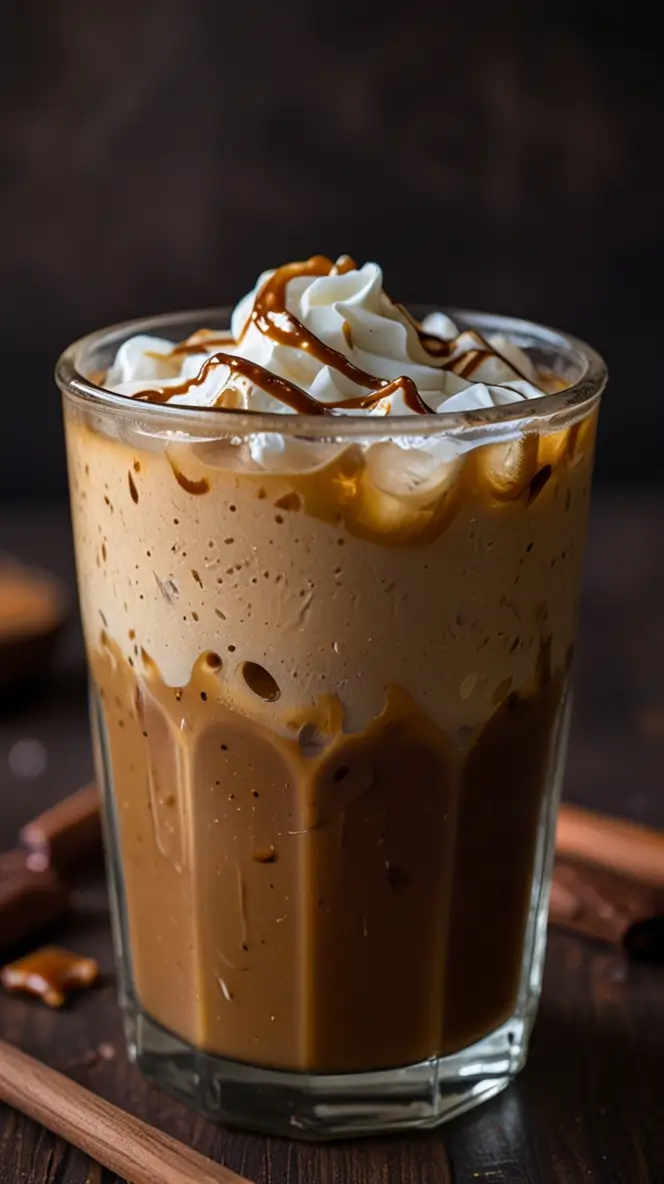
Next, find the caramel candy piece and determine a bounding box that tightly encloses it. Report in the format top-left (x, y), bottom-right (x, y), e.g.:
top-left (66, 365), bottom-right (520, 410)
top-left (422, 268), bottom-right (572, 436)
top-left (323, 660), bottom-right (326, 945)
top-left (20, 785), bottom-right (102, 876)
top-left (0, 871), bottom-right (69, 953)
top-left (1, 946), bottom-right (99, 1007)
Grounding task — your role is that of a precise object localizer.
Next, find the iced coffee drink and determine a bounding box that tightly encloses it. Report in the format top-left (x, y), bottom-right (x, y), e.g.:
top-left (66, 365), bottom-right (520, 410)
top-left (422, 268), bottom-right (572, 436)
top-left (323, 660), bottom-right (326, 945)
top-left (57, 256), bottom-right (606, 1136)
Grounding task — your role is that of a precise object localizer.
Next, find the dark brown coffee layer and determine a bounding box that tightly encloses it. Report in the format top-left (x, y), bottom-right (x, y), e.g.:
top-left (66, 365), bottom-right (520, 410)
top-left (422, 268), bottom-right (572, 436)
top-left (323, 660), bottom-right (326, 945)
top-left (92, 638), bottom-right (562, 1073)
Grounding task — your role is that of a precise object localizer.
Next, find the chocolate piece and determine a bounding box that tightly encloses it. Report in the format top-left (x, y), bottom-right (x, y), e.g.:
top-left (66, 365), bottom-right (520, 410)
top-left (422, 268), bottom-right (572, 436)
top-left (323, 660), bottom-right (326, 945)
top-left (0, 560), bottom-right (68, 701)
top-left (0, 870), bottom-right (69, 953)
top-left (0, 945), bottom-right (99, 1007)
top-left (0, 786), bottom-right (102, 952)
top-left (20, 784), bottom-right (101, 876)
top-left (550, 857), bottom-right (664, 961)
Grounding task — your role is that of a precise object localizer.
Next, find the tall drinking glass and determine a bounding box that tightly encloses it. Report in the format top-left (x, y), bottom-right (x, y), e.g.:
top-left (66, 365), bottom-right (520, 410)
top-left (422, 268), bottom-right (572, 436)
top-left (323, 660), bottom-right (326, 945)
top-left (56, 308), bottom-right (606, 1138)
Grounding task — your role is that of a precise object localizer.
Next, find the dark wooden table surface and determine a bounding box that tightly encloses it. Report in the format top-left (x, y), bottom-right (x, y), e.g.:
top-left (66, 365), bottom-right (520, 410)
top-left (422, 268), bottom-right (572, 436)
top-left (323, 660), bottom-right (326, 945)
top-left (1, 493), bottom-right (663, 1184)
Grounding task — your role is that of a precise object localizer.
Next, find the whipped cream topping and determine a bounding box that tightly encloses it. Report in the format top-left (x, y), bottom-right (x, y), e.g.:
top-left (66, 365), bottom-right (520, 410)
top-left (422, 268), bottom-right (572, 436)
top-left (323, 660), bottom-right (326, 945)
top-left (106, 255), bottom-right (545, 418)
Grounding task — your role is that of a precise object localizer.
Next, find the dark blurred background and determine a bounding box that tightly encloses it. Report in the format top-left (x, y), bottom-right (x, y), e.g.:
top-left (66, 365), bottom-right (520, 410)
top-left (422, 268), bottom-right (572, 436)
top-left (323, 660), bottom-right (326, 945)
top-left (1, 0), bottom-right (662, 497)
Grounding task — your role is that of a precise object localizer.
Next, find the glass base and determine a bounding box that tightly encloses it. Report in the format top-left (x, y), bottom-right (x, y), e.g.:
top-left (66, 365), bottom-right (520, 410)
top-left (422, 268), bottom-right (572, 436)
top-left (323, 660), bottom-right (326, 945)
top-left (124, 1004), bottom-right (528, 1139)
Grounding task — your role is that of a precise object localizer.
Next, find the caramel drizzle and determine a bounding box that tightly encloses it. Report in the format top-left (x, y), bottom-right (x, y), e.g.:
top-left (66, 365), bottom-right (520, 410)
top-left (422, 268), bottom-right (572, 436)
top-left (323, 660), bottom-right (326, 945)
top-left (133, 352), bottom-right (328, 415)
top-left (247, 256), bottom-right (388, 389)
top-left (130, 254), bottom-right (538, 414)
top-left (244, 255), bottom-right (432, 413)
top-left (170, 332), bottom-right (234, 357)
top-left (325, 377), bottom-right (431, 414)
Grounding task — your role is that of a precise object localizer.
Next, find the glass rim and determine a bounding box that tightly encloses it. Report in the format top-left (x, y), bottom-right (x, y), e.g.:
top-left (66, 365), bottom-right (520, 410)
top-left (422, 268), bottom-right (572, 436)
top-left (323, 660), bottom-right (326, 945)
top-left (55, 305), bottom-right (608, 439)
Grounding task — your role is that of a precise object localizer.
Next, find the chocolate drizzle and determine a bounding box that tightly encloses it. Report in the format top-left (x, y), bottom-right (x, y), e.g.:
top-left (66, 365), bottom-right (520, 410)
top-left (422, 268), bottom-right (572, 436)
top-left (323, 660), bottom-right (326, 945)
top-left (452, 349), bottom-right (496, 380)
top-left (399, 306), bottom-right (540, 390)
top-left (396, 303), bottom-right (456, 360)
top-left (416, 331), bottom-right (455, 358)
top-left (129, 254), bottom-right (539, 415)
top-left (443, 330), bottom-right (540, 389)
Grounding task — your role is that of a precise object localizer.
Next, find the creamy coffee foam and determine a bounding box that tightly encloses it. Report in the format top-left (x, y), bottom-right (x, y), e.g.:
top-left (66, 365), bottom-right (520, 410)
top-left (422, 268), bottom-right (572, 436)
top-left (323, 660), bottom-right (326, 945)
top-left (106, 255), bottom-right (544, 417)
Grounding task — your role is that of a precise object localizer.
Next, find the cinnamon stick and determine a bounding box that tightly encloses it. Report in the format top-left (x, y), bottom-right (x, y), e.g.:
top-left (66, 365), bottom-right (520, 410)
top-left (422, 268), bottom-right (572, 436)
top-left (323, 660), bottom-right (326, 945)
top-left (556, 804), bottom-right (664, 888)
top-left (0, 1039), bottom-right (249, 1184)
top-left (550, 858), bottom-right (664, 961)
